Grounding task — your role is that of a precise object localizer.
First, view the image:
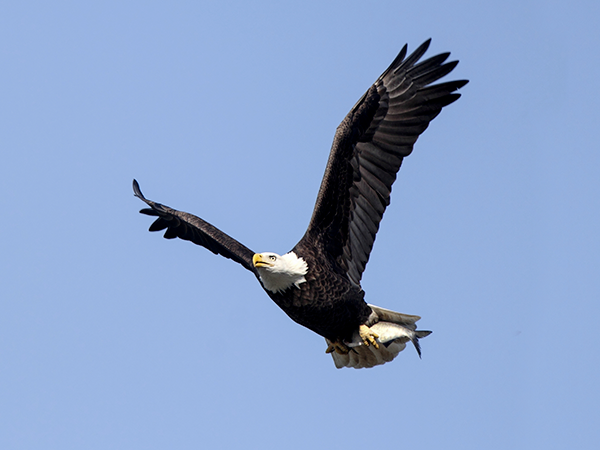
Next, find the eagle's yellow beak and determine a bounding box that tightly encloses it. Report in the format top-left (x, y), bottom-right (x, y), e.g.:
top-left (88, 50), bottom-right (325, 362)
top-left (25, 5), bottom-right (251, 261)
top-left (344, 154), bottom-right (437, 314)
top-left (253, 253), bottom-right (271, 268)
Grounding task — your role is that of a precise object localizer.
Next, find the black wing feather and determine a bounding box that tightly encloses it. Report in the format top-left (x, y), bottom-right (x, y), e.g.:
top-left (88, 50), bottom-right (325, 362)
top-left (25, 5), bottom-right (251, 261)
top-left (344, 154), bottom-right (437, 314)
top-left (301, 39), bottom-right (467, 285)
top-left (133, 179), bottom-right (256, 273)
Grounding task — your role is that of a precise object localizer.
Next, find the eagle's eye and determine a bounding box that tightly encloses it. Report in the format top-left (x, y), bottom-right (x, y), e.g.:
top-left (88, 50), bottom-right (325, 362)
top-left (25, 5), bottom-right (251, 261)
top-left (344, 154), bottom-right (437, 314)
top-left (269, 255), bottom-right (276, 261)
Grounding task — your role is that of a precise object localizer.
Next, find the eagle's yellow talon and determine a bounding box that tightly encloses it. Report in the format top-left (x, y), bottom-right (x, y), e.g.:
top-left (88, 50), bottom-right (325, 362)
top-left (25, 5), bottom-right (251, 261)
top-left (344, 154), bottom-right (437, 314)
top-left (359, 324), bottom-right (380, 349)
top-left (326, 340), bottom-right (350, 355)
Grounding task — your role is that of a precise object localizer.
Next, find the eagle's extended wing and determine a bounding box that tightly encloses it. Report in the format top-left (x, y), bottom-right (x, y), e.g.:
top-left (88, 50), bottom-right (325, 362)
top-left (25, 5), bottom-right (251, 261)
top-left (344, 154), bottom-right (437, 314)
top-left (301, 39), bottom-right (467, 285)
top-left (133, 180), bottom-right (256, 273)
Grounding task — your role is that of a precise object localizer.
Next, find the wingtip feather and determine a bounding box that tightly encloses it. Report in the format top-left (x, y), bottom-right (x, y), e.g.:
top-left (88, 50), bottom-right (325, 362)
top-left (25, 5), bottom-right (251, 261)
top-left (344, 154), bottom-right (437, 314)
top-left (132, 179), bottom-right (145, 200)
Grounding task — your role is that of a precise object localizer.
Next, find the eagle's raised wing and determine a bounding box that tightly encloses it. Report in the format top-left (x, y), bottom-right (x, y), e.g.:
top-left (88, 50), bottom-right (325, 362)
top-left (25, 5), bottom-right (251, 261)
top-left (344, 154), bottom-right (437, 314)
top-left (133, 180), bottom-right (256, 273)
top-left (301, 39), bottom-right (467, 285)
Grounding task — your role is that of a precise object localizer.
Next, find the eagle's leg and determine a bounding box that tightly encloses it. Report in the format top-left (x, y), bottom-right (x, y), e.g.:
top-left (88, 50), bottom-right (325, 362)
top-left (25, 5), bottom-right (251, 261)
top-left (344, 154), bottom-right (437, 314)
top-left (325, 340), bottom-right (350, 355)
top-left (359, 324), bottom-right (380, 349)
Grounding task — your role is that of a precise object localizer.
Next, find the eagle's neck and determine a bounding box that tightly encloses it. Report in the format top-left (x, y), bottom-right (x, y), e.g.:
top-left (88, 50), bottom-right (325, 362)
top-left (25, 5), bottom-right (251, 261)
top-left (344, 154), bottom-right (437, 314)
top-left (258, 252), bottom-right (308, 293)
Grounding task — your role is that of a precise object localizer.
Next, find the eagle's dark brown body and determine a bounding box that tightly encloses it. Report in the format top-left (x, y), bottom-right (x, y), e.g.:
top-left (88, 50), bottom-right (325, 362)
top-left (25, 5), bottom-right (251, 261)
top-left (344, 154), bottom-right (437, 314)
top-left (267, 244), bottom-right (372, 342)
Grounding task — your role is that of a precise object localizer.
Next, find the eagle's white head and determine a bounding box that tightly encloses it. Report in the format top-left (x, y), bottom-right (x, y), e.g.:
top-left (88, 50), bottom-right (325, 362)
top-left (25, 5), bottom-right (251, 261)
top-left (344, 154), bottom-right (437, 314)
top-left (252, 251), bottom-right (308, 293)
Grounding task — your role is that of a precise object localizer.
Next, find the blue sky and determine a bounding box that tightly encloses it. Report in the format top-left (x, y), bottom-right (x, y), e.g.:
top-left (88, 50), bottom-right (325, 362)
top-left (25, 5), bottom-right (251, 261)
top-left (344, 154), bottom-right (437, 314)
top-left (1, 1), bottom-right (599, 449)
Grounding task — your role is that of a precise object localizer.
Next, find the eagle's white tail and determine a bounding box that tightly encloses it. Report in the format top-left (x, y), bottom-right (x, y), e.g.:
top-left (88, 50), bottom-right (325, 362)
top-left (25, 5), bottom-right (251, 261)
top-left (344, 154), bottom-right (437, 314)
top-left (326, 304), bottom-right (432, 369)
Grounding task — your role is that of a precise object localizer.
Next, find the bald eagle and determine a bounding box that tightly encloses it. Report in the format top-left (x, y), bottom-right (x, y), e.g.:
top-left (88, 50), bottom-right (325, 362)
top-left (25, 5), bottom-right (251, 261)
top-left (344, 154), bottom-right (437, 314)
top-left (134, 39), bottom-right (467, 368)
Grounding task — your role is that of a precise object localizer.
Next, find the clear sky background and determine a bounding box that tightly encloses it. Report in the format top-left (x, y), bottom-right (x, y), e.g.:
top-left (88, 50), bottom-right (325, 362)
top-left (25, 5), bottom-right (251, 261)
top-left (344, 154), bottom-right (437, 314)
top-left (1, 1), bottom-right (599, 449)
